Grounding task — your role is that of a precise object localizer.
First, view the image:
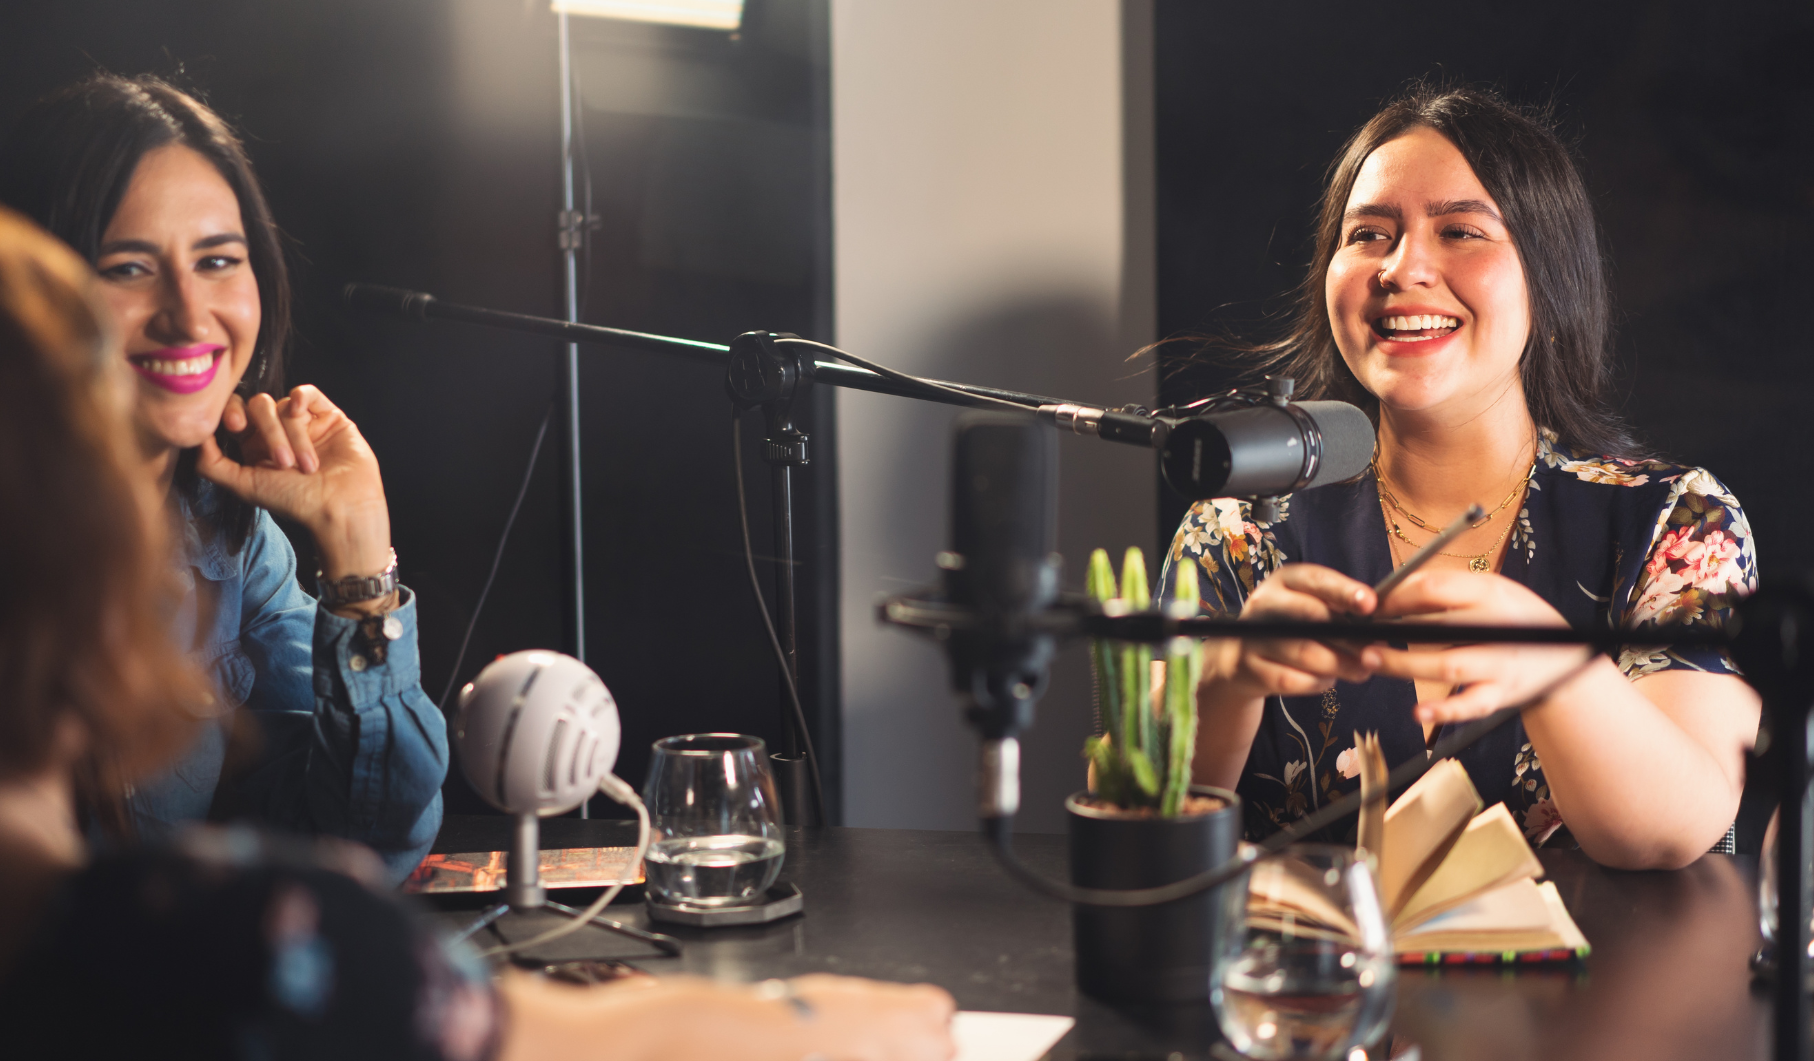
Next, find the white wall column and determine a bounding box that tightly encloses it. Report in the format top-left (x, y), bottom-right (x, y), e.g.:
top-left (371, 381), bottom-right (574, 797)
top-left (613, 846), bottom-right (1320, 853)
top-left (833, 0), bottom-right (1156, 831)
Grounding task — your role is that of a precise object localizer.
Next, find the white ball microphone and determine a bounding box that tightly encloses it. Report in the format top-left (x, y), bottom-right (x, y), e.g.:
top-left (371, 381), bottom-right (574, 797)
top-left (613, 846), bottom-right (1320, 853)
top-left (454, 650), bottom-right (649, 954)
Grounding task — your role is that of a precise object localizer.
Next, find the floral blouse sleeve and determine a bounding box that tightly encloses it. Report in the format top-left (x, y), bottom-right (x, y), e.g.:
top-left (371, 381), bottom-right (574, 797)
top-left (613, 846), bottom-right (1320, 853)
top-left (1612, 467), bottom-right (1757, 679)
top-left (1157, 497), bottom-right (1289, 614)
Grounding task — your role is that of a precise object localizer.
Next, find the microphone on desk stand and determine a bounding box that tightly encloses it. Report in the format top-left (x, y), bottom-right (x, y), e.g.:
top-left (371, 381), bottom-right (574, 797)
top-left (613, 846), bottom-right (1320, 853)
top-left (940, 413), bottom-right (1063, 823)
top-left (450, 650), bottom-right (678, 957)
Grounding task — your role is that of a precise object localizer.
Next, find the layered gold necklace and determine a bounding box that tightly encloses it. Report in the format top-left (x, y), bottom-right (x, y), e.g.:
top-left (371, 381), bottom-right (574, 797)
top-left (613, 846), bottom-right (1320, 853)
top-left (1374, 460), bottom-right (1533, 574)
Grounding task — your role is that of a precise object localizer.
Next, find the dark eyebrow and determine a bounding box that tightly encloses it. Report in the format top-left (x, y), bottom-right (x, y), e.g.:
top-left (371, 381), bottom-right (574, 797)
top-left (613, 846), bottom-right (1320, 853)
top-left (193, 232), bottom-right (246, 251)
top-left (96, 238), bottom-right (159, 256)
top-left (1343, 202), bottom-right (1401, 223)
top-left (95, 233), bottom-right (247, 256)
top-left (1427, 198), bottom-right (1502, 222)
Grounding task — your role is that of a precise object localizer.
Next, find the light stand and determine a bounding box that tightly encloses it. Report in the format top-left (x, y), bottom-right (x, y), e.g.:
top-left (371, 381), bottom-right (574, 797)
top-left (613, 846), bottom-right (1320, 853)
top-left (555, 9), bottom-right (591, 816)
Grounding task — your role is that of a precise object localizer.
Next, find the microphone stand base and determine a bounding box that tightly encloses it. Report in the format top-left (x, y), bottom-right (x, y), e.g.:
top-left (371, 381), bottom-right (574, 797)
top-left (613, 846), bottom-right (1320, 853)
top-left (451, 899), bottom-right (682, 958)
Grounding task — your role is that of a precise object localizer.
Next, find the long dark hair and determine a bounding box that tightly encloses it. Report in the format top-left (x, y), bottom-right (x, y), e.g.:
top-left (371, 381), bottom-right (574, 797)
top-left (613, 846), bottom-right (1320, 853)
top-left (1218, 83), bottom-right (1640, 459)
top-left (0, 73), bottom-right (289, 551)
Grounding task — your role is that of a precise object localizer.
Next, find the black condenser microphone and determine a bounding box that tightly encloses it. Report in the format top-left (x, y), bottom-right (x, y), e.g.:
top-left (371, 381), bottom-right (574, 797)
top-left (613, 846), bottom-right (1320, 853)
top-left (1160, 399), bottom-right (1374, 503)
top-left (945, 412), bottom-right (1060, 820)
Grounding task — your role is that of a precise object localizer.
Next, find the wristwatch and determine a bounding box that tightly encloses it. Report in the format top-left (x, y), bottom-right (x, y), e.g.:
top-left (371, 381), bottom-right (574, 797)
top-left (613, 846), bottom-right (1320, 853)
top-left (317, 549), bottom-right (399, 610)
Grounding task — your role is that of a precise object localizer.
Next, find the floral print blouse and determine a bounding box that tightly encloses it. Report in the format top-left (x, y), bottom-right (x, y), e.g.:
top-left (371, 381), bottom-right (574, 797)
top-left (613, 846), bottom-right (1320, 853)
top-left (1155, 430), bottom-right (1756, 849)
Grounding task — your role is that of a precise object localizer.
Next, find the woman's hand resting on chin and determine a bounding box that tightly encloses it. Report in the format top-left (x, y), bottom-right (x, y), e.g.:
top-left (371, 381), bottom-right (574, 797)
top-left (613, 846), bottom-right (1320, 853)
top-left (195, 385), bottom-right (394, 589)
top-left (1361, 569), bottom-right (1598, 725)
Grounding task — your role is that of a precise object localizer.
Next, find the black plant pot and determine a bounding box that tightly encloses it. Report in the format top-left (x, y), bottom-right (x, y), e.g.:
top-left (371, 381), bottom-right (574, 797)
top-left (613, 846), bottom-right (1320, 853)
top-left (1067, 786), bottom-right (1244, 1003)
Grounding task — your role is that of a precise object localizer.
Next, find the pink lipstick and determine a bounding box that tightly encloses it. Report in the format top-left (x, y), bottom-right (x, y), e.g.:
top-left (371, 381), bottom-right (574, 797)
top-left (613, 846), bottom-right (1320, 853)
top-left (129, 345), bottom-right (224, 395)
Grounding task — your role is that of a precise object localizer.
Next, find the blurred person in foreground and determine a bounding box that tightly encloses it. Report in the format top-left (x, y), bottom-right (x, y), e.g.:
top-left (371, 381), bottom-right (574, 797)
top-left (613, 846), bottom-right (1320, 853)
top-left (0, 204), bottom-right (955, 1061)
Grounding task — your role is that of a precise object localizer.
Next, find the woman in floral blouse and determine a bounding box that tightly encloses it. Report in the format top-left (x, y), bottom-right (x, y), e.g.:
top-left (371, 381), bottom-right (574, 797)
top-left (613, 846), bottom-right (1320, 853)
top-left (1157, 86), bottom-right (1758, 870)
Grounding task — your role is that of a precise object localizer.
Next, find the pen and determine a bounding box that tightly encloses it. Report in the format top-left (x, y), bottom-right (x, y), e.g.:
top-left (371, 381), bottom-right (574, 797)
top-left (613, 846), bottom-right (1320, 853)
top-left (1371, 503), bottom-right (1488, 605)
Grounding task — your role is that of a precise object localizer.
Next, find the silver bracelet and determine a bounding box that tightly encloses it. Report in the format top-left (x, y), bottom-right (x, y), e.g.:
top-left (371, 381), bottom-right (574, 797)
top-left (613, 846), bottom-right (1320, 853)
top-left (752, 978), bottom-right (815, 1022)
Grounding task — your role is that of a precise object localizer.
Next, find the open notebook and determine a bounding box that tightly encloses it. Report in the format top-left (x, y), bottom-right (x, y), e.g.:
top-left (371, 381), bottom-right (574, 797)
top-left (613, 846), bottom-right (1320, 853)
top-left (1250, 737), bottom-right (1588, 965)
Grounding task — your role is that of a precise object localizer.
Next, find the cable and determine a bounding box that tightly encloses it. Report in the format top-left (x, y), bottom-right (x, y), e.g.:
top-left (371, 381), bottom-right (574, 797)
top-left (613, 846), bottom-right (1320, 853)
top-left (985, 651), bottom-right (1607, 907)
top-left (438, 404), bottom-right (554, 711)
top-left (731, 411), bottom-right (828, 821)
top-left (478, 774), bottom-right (651, 957)
top-left (772, 336), bottom-right (1034, 413)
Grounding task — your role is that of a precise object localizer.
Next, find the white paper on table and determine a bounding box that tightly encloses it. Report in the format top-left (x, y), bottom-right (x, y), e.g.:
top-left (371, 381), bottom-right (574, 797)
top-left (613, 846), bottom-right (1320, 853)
top-left (952, 1011), bottom-right (1076, 1061)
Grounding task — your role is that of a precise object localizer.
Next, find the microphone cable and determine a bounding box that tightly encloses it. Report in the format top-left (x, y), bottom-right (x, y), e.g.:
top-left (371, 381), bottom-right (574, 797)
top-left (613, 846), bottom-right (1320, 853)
top-left (982, 650), bottom-right (1604, 907)
top-left (438, 402), bottom-right (554, 711)
top-left (732, 410), bottom-right (828, 822)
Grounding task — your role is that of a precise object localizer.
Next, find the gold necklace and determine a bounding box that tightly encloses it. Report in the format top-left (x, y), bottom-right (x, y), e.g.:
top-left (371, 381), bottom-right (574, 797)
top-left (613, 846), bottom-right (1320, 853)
top-left (1374, 465), bottom-right (1529, 533)
top-left (1379, 490), bottom-right (1516, 572)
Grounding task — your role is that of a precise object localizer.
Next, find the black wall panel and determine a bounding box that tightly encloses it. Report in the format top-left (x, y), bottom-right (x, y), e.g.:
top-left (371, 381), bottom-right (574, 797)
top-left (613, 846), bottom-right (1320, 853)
top-left (1153, 0), bottom-right (1814, 582)
top-left (1, 0), bottom-right (839, 821)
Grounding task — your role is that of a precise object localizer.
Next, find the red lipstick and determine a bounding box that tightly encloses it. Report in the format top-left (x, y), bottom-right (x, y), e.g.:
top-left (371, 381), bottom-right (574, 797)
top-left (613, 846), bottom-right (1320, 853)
top-left (129, 345), bottom-right (224, 395)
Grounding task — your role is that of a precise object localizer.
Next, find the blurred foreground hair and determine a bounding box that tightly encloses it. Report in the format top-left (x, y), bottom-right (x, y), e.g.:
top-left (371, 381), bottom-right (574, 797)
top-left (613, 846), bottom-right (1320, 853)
top-left (0, 205), bottom-right (204, 834)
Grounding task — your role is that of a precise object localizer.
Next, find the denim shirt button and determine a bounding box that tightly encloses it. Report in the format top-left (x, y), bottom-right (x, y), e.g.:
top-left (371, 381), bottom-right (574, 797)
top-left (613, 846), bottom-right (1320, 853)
top-left (350, 654), bottom-right (368, 672)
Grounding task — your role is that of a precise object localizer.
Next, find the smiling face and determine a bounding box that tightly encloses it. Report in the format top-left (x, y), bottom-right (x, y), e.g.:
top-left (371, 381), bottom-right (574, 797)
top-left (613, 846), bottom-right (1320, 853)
top-left (94, 143), bottom-right (261, 455)
top-left (1325, 127), bottom-right (1531, 420)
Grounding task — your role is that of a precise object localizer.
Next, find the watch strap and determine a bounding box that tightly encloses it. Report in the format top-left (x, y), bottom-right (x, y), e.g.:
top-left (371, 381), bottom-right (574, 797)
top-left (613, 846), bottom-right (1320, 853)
top-left (317, 549), bottom-right (399, 609)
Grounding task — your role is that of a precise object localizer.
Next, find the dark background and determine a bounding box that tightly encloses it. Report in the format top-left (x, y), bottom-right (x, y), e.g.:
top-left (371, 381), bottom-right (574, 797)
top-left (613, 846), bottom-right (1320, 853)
top-left (4, 0), bottom-right (1807, 829)
top-left (1153, 0), bottom-right (1814, 577)
top-left (0, 0), bottom-right (840, 821)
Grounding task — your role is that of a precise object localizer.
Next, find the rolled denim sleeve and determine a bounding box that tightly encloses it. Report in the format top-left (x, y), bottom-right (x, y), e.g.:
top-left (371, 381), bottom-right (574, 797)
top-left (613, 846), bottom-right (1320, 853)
top-left (228, 511), bottom-right (448, 885)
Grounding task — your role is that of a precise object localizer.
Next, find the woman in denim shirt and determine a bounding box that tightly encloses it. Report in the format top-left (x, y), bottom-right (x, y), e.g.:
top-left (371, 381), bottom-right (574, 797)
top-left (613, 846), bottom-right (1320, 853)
top-left (0, 75), bottom-right (445, 884)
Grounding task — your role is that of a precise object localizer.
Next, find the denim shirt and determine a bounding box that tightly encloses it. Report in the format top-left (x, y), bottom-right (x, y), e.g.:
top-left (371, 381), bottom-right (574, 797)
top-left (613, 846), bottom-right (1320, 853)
top-left (128, 483), bottom-right (448, 884)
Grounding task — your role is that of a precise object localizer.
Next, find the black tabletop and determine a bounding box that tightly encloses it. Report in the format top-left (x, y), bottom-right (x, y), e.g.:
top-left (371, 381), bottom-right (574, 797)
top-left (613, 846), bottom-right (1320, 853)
top-left (425, 816), bottom-right (1770, 1060)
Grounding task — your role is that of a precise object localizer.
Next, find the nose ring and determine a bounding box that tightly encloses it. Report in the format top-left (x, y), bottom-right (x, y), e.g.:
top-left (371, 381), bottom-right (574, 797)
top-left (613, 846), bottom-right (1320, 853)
top-left (1378, 269), bottom-right (1390, 287)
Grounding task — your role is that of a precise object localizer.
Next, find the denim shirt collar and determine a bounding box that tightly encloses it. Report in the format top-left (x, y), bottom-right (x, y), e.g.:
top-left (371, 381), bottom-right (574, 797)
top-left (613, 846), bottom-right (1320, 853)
top-left (175, 480), bottom-right (240, 583)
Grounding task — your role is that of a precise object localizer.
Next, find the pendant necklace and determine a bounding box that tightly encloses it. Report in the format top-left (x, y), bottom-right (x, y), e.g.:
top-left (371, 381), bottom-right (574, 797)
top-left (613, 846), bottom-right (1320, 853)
top-left (1374, 465), bottom-right (1532, 574)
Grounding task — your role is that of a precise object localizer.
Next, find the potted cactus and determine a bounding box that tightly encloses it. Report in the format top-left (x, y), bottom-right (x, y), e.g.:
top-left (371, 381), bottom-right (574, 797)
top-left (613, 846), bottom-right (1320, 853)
top-left (1067, 547), bottom-right (1244, 1002)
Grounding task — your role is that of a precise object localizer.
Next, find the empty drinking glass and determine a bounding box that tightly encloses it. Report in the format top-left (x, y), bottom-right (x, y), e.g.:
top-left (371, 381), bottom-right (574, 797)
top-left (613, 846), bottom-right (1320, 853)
top-left (1213, 845), bottom-right (1396, 1061)
top-left (642, 733), bottom-right (785, 908)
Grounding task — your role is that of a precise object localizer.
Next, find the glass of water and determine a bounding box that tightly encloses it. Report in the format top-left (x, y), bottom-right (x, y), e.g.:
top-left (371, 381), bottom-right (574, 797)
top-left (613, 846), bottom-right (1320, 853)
top-left (642, 733), bottom-right (785, 908)
top-left (1213, 845), bottom-right (1395, 1061)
